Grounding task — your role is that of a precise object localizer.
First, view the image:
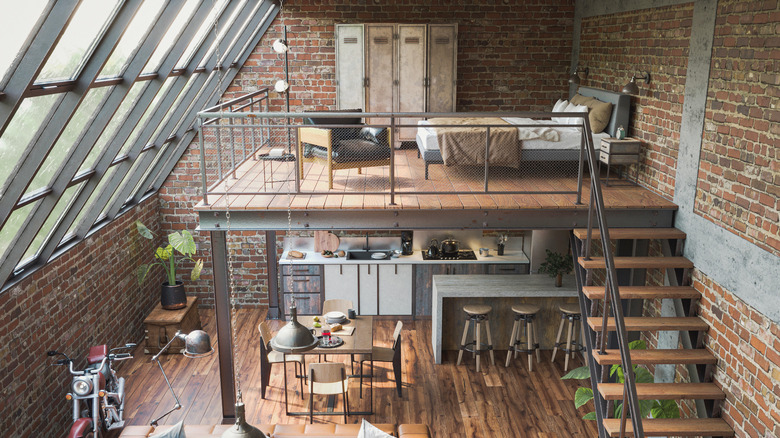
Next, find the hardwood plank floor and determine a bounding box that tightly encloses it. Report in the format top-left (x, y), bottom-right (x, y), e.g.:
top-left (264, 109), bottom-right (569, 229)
top-left (113, 309), bottom-right (598, 437)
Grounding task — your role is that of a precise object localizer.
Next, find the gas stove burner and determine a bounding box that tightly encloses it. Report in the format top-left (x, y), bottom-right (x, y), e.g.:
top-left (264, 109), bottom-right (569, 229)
top-left (422, 250), bottom-right (477, 261)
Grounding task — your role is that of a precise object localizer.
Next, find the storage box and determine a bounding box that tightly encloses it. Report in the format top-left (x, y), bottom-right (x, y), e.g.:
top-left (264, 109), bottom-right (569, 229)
top-left (600, 138), bottom-right (641, 154)
top-left (143, 296), bottom-right (201, 354)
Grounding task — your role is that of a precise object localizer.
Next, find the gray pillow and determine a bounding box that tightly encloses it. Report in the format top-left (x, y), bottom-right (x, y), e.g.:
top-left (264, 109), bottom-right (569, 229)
top-left (149, 421), bottom-right (185, 438)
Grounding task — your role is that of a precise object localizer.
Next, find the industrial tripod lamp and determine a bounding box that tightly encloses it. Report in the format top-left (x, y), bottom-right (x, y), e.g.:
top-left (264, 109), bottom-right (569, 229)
top-left (150, 330), bottom-right (214, 426)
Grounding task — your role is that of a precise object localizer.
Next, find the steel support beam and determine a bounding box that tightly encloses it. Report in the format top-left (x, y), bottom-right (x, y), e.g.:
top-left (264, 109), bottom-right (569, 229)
top-left (210, 231), bottom-right (237, 420)
top-left (0, 0), bottom-right (80, 134)
top-left (100, 1), bottom-right (262, 222)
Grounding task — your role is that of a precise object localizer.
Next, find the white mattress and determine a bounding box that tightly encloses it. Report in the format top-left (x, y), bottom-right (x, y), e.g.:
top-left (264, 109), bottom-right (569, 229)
top-left (416, 119), bottom-right (609, 152)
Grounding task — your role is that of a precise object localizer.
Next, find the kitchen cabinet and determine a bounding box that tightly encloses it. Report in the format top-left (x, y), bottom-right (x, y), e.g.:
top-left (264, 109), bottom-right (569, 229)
top-left (280, 264), bottom-right (322, 317)
top-left (378, 264), bottom-right (413, 315)
top-left (485, 264), bottom-right (530, 275)
top-left (323, 265), bottom-right (359, 307)
top-left (358, 264), bottom-right (379, 315)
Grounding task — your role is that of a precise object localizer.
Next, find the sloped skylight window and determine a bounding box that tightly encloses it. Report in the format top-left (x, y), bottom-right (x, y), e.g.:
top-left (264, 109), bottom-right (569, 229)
top-left (35, 0), bottom-right (122, 83)
top-left (64, 167), bottom-right (118, 241)
top-left (19, 182), bottom-right (85, 266)
top-left (25, 87), bottom-right (112, 195)
top-left (0, 202), bottom-right (38, 263)
top-left (197, 0), bottom-right (249, 69)
top-left (0, 0), bottom-right (48, 85)
top-left (116, 77), bottom-right (176, 157)
top-left (175, 0), bottom-right (229, 70)
top-left (142, 0), bottom-right (202, 74)
top-left (99, 0), bottom-right (168, 79)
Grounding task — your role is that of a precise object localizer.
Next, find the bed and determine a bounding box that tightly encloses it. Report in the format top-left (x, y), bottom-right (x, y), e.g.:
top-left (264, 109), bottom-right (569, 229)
top-left (415, 86), bottom-right (631, 179)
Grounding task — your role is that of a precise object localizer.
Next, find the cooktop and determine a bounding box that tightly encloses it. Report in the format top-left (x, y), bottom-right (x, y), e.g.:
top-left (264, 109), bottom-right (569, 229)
top-left (422, 250), bottom-right (478, 261)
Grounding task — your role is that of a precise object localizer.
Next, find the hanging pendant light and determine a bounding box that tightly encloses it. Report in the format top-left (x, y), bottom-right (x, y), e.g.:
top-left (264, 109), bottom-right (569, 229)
top-left (221, 392), bottom-right (265, 438)
top-left (269, 304), bottom-right (319, 353)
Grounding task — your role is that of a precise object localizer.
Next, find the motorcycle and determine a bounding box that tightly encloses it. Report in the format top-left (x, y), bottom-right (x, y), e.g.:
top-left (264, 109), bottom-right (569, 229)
top-left (49, 342), bottom-right (136, 438)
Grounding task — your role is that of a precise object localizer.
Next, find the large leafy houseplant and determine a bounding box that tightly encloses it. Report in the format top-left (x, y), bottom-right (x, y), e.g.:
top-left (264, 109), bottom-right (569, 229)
top-left (562, 340), bottom-right (680, 421)
top-left (538, 249), bottom-right (573, 287)
top-left (136, 221), bottom-right (203, 309)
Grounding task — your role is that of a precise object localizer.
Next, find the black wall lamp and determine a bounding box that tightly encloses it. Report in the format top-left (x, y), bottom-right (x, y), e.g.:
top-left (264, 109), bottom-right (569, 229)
top-left (622, 71), bottom-right (651, 95)
top-left (568, 66), bottom-right (589, 86)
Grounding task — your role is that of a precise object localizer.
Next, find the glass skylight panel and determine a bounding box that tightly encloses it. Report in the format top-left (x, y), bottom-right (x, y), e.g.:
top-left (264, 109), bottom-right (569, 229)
top-left (99, 0), bottom-right (167, 79)
top-left (25, 87), bottom-right (112, 195)
top-left (35, 0), bottom-right (121, 83)
top-left (142, 0), bottom-right (201, 74)
top-left (19, 182), bottom-right (85, 265)
top-left (0, 0), bottom-right (48, 84)
top-left (116, 76), bottom-right (175, 157)
top-left (131, 143), bottom-right (170, 199)
top-left (197, 0), bottom-right (247, 69)
top-left (175, 0), bottom-right (229, 70)
top-left (0, 202), bottom-right (38, 264)
top-left (0, 94), bottom-right (61, 190)
top-left (220, 0), bottom-right (265, 66)
top-left (79, 82), bottom-right (148, 173)
top-left (64, 167), bottom-right (117, 241)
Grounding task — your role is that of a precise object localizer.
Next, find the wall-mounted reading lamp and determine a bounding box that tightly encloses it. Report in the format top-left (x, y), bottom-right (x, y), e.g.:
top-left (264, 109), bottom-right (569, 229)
top-left (622, 71), bottom-right (651, 95)
top-left (568, 66), bottom-right (589, 86)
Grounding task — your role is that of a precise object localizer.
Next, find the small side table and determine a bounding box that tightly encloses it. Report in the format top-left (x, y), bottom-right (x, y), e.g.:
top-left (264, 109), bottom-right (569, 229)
top-left (143, 296), bottom-right (201, 354)
top-left (600, 137), bottom-right (641, 185)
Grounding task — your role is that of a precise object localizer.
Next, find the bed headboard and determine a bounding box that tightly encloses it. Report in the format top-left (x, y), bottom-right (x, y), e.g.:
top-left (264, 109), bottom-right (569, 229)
top-left (570, 86), bottom-right (631, 137)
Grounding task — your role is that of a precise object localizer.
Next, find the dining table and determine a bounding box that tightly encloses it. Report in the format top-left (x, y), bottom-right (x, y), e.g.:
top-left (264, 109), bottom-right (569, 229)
top-left (281, 314), bottom-right (375, 417)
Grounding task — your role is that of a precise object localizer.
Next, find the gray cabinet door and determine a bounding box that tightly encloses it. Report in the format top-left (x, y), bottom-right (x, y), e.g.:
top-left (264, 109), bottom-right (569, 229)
top-left (397, 24), bottom-right (427, 142)
top-left (378, 264), bottom-right (413, 315)
top-left (324, 264), bottom-right (359, 306)
top-left (335, 24), bottom-right (365, 110)
top-left (414, 264), bottom-right (446, 316)
top-left (365, 24), bottom-right (395, 129)
top-left (358, 264), bottom-right (379, 315)
top-left (427, 24), bottom-right (457, 112)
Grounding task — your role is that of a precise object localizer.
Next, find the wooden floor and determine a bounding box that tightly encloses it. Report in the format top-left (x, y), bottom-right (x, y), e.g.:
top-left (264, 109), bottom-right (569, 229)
top-left (114, 309), bottom-right (598, 437)
top-left (198, 149), bottom-right (676, 212)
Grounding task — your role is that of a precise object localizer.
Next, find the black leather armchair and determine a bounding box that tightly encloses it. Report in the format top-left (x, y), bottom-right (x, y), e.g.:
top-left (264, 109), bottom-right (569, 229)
top-left (297, 111), bottom-right (392, 189)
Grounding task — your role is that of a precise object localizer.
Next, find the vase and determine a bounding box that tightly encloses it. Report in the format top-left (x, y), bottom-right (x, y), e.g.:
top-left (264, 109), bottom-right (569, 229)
top-left (555, 273), bottom-right (563, 287)
top-left (161, 281), bottom-right (187, 310)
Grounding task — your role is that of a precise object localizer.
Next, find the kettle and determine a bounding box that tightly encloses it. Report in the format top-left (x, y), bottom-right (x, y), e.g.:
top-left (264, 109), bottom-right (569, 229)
top-left (427, 239), bottom-right (439, 259)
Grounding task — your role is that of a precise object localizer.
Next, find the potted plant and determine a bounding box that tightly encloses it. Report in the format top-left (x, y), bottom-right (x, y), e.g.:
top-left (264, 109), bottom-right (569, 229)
top-left (135, 221), bottom-right (203, 310)
top-left (538, 249), bottom-right (573, 287)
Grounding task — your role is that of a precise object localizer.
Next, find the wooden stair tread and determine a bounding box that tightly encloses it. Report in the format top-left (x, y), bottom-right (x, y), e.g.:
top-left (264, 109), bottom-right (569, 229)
top-left (573, 227), bottom-right (687, 241)
top-left (598, 383), bottom-right (725, 400)
top-left (582, 285), bottom-right (699, 300)
top-left (587, 317), bottom-right (709, 332)
top-left (578, 256), bottom-right (694, 270)
top-left (603, 418), bottom-right (734, 437)
top-left (593, 349), bottom-right (717, 366)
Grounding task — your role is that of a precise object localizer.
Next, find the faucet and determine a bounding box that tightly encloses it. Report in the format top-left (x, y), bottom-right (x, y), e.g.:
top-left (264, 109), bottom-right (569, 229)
top-left (363, 234), bottom-right (370, 251)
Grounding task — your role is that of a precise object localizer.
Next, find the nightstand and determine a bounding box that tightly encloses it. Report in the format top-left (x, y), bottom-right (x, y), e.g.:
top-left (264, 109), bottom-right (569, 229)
top-left (600, 137), bottom-right (641, 185)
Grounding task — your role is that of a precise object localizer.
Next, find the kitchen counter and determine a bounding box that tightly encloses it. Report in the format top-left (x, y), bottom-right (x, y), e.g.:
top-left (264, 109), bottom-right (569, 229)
top-left (279, 249), bottom-right (530, 265)
top-left (431, 274), bottom-right (578, 364)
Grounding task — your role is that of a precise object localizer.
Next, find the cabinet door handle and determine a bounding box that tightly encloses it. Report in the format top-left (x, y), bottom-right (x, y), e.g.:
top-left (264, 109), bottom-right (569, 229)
top-left (293, 296), bottom-right (311, 300)
top-left (292, 279), bottom-right (310, 282)
top-left (499, 267), bottom-right (515, 271)
top-left (292, 268), bottom-right (309, 272)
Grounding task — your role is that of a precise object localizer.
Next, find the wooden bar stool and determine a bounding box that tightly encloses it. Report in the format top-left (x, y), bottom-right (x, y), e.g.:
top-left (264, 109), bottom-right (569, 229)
top-left (551, 303), bottom-right (584, 371)
top-left (456, 304), bottom-right (494, 372)
top-left (505, 304), bottom-right (541, 371)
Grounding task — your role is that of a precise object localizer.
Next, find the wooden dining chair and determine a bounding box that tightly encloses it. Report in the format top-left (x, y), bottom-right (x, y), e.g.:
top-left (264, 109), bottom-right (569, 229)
top-left (353, 320), bottom-right (403, 398)
top-left (322, 299), bottom-right (353, 315)
top-left (308, 362), bottom-right (350, 424)
top-left (258, 321), bottom-right (306, 398)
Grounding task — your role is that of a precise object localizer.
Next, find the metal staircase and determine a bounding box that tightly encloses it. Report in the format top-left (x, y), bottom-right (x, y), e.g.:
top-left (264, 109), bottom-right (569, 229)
top-left (572, 126), bottom-right (734, 437)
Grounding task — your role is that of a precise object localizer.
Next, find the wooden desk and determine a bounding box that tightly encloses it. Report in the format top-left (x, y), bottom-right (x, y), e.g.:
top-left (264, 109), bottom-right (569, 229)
top-left (143, 296), bottom-right (201, 354)
top-left (280, 315), bottom-right (374, 417)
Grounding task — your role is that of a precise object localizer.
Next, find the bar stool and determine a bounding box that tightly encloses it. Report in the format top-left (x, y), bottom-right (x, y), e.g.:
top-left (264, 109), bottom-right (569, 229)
top-left (551, 303), bottom-right (584, 371)
top-left (456, 304), bottom-right (494, 372)
top-left (505, 304), bottom-right (541, 371)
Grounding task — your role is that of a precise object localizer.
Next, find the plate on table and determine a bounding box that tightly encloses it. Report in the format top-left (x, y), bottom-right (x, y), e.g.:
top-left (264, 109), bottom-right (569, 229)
top-left (324, 311), bottom-right (347, 324)
top-left (318, 335), bottom-right (343, 348)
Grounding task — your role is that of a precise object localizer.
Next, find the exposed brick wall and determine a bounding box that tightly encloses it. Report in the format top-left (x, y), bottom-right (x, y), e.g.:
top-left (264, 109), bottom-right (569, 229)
top-left (697, 0), bottom-right (780, 256)
top-left (696, 270), bottom-right (780, 437)
top-left (579, 3), bottom-right (694, 200)
top-left (229, 0), bottom-right (575, 111)
top-left (0, 197), bottom-right (160, 438)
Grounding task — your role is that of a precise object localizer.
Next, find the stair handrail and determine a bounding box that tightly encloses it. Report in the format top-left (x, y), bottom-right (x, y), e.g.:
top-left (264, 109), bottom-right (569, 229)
top-left (578, 114), bottom-right (645, 438)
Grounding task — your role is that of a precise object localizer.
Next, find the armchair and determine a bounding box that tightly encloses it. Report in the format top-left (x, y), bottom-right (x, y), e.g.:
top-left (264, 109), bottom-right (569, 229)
top-left (297, 111), bottom-right (392, 189)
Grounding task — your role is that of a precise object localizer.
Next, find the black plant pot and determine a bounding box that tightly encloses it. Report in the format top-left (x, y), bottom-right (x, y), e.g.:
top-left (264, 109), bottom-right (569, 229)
top-left (161, 281), bottom-right (187, 310)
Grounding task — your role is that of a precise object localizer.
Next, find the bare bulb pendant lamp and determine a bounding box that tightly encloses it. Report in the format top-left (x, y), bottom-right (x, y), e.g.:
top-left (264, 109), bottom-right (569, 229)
top-left (622, 71), bottom-right (650, 95)
top-left (568, 66), bottom-right (588, 85)
top-left (221, 391), bottom-right (265, 438)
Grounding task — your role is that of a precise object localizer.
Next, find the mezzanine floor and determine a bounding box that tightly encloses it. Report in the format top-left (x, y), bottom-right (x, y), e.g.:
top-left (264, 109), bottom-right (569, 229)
top-left (112, 309), bottom-right (597, 437)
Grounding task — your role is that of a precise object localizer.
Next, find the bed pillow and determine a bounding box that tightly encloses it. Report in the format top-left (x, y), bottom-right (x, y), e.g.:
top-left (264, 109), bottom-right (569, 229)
top-left (357, 419), bottom-right (394, 438)
top-left (150, 421), bottom-right (186, 438)
top-left (563, 102), bottom-right (588, 126)
top-left (588, 99), bottom-right (613, 133)
top-left (570, 93), bottom-right (595, 107)
top-left (551, 99), bottom-right (569, 124)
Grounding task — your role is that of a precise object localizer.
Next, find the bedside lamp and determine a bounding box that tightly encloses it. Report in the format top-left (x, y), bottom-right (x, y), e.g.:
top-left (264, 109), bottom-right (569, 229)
top-left (622, 71), bottom-right (650, 95)
top-left (568, 66), bottom-right (589, 86)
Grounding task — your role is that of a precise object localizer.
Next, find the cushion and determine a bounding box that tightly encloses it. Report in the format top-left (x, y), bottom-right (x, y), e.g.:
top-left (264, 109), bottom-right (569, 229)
top-left (358, 419), bottom-right (394, 438)
top-left (570, 93), bottom-right (595, 107)
top-left (552, 98), bottom-right (568, 113)
top-left (360, 126), bottom-right (389, 145)
top-left (150, 421), bottom-right (185, 438)
top-left (561, 102), bottom-right (588, 126)
top-left (587, 99), bottom-right (613, 133)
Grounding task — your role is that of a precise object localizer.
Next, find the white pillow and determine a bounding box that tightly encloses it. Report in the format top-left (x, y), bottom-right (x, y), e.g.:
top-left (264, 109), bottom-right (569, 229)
top-left (150, 421), bottom-right (186, 438)
top-left (357, 419), bottom-right (394, 438)
top-left (565, 103), bottom-right (589, 126)
top-left (552, 99), bottom-right (568, 113)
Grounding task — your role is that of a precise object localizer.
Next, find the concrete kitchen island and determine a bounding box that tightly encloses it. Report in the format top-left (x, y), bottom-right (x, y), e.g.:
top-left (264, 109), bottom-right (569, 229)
top-left (432, 274), bottom-right (578, 364)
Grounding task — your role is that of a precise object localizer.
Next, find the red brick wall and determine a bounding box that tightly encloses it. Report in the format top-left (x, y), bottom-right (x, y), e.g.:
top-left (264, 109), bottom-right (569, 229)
top-left (579, 3), bottom-right (694, 200)
top-left (696, 270), bottom-right (780, 437)
top-left (229, 0), bottom-right (575, 111)
top-left (0, 197), bottom-right (160, 438)
top-left (697, 0), bottom-right (780, 256)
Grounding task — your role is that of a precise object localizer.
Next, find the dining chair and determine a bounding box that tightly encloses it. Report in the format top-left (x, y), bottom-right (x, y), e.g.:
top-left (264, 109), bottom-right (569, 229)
top-left (307, 362), bottom-right (350, 424)
top-left (258, 321), bottom-right (306, 398)
top-left (353, 320), bottom-right (403, 398)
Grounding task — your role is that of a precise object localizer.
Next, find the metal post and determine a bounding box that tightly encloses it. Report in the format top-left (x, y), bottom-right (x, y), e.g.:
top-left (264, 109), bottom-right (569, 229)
top-left (199, 121), bottom-right (209, 205)
top-left (216, 125), bottom-right (224, 181)
top-left (484, 126), bottom-right (491, 192)
top-left (211, 230), bottom-right (237, 420)
top-left (389, 115), bottom-right (396, 205)
top-left (229, 114), bottom-right (237, 179)
top-left (576, 129), bottom-right (585, 205)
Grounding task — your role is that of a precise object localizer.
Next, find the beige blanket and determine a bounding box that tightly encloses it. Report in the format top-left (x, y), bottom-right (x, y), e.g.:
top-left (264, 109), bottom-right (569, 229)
top-left (429, 117), bottom-right (521, 168)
